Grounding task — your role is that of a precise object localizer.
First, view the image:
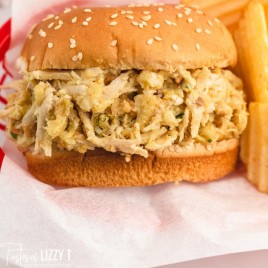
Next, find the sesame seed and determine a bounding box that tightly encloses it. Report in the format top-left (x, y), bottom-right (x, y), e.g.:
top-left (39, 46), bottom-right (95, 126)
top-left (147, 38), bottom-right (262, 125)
top-left (205, 29), bottom-right (211, 34)
top-left (196, 43), bottom-right (200, 50)
top-left (54, 25), bottom-right (62, 30)
top-left (208, 20), bottom-right (213, 27)
top-left (158, 7), bottom-right (164, 12)
top-left (71, 17), bottom-right (77, 23)
top-left (172, 44), bottom-right (179, 51)
top-left (132, 21), bottom-right (139, 26)
top-left (43, 14), bottom-right (54, 21)
top-left (175, 5), bottom-right (181, 9)
top-left (48, 22), bottom-right (54, 28)
top-left (165, 20), bottom-right (172, 26)
top-left (143, 11), bottom-right (150, 15)
top-left (47, 14), bottom-right (55, 19)
top-left (187, 18), bottom-right (193, 23)
top-left (72, 55), bottom-right (78, 62)
top-left (111, 40), bottom-right (117, 47)
top-left (164, 20), bottom-right (176, 26)
top-left (154, 36), bottom-right (162, 41)
top-left (196, 10), bottom-right (203, 15)
top-left (82, 21), bottom-right (88, 26)
top-left (77, 52), bottom-right (83, 60)
top-left (39, 29), bottom-right (46, 38)
top-left (195, 28), bottom-right (202, 33)
top-left (184, 7), bottom-right (192, 12)
top-left (154, 23), bottom-right (160, 29)
top-left (109, 21), bottom-right (118, 26)
top-left (121, 10), bottom-right (126, 15)
top-left (142, 15), bottom-right (151, 21)
top-left (142, 21), bottom-right (147, 26)
top-left (214, 17), bottom-right (220, 23)
top-left (177, 13), bottom-right (183, 18)
top-left (70, 38), bottom-right (76, 43)
top-left (59, 20), bottom-right (63, 25)
top-left (147, 38), bottom-right (153, 45)
top-left (126, 10), bottom-right (134, 14)
top-left (84, 8), bottom-right (92, 13)
top-left (55, 16), bottom-right (59, 20)
top-left (30, 56), bottom-right (35, 62)
top-left (64, 8), bottom-right (71, 14)
top-left (48, 42), bottom-right (53, 48)
top-left (139, 23), bottom-right (144, 29)
top-left (126, 15), bottom-right (134, 20)
top-left (111, 13), bottom-right (118, 19)
top-left (70, 38), bottom-right (76, 48)
top-left (86, 17), bottom-right (92, 22)
top-left (184, 10), bottom-right (191, 15)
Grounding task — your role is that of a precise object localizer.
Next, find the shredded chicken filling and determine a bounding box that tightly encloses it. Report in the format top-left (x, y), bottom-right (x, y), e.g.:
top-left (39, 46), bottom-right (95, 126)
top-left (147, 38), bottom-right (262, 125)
top-left (0, 67), bottom-right (248, 158)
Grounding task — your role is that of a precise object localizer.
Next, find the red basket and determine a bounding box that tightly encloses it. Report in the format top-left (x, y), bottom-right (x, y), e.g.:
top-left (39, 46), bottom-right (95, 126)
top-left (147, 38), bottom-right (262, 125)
top-left (0, 19), bottom-right (11, 62)
top-left (0, 18), bottom-right (10, 124)
top-left (0, 19), bottom-right (12, 167)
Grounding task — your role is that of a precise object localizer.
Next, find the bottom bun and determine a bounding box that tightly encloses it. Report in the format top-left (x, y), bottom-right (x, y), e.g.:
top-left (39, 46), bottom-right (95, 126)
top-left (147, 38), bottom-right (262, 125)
top-left (25, 139), bottom-right (239, 187)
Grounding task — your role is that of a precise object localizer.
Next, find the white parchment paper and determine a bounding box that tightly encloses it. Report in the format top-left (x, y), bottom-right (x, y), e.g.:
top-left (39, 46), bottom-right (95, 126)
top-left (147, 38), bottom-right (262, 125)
top-left (1, 1), bottom-right (268, 267)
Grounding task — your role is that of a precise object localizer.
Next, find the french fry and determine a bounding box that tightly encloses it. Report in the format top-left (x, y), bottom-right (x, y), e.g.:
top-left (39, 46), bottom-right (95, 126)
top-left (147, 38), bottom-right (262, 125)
top-left (220, 14), bottom-right (241, 38)
top-left (204, 0), bottom-right (249, 18)
top-left (236, 1), bottom-right (268, 102)
top-left (234, 19), bottom-right (253, 100)
top-left (242, 103), bottom-right (268, 192)
top-left (226, 23), bottom-right (238, 37)
top-left (262, 1), bottom-right (268, 24)
top-left (219, 10), bottom-right (243, 26)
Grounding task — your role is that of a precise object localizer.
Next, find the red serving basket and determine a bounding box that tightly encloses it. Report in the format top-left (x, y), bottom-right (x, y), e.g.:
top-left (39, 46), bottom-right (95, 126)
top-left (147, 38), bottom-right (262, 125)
top-left (0, 19), bottom-right (12, 167)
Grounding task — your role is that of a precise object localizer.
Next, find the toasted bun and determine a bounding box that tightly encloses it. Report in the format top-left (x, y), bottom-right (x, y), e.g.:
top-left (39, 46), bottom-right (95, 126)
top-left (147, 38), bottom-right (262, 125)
top-left (22, 4), bottom-right (236, 72)
top-left (25, 139), bottom-right (238, 187)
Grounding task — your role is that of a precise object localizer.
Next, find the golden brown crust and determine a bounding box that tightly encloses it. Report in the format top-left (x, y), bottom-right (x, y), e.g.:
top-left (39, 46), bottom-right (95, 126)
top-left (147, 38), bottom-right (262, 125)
top-left (26, 140), bottom-right (239, 187)
top-left (22, 4), bottom-right (236, 72)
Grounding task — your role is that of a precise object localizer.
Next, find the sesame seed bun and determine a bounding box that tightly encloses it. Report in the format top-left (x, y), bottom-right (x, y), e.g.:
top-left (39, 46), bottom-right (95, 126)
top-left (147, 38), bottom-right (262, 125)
top-left (26, 139), bottom-right (238, 187)
top-left (21, 4), bottom-right (237, 72)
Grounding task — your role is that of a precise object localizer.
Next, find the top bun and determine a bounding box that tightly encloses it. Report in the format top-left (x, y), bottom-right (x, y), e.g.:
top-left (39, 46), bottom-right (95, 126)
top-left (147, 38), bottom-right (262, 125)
top-left (21, 4), bottom-right (237, 72)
